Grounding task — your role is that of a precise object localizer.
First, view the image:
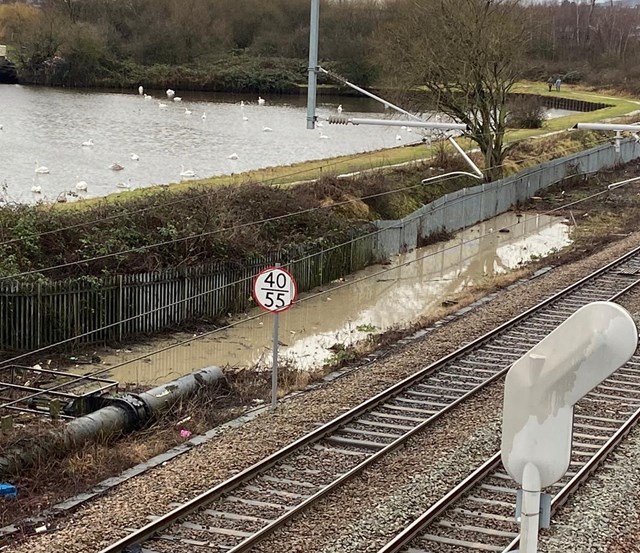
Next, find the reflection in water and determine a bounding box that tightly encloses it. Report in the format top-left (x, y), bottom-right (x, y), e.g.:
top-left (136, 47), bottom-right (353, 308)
top-left (91, 212), bottom-right (571, 385)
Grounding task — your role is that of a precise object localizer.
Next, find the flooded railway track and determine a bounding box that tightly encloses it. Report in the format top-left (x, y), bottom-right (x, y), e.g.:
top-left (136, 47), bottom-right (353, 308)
top-left (100, 245), bottom-right (640, 553)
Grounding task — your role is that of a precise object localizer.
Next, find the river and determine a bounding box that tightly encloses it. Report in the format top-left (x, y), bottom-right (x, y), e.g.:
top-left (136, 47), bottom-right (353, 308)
top-left (0, 85), bottom-right (576, 204)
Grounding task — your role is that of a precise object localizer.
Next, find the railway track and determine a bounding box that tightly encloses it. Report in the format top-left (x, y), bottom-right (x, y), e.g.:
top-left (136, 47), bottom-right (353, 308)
top-left (101, 246), bottom-right (640, 553)
top-left (377, 368), bottom-right (640, 553)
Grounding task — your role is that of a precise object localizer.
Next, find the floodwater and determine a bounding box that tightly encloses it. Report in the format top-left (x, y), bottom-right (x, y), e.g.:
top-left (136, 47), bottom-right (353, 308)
top-left (0, 85), bottom-right (575, 203)
top-left (92, 211), bottom-right (572, 386)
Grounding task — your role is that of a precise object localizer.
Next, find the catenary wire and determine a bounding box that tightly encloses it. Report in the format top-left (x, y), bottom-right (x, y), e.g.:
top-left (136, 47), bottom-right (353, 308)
top-left (0, 134), bottom-right (619, 283)
top-left (0, 128), bottom-right (615, 249)
top-left (2, 172), bottom-right (637, 412)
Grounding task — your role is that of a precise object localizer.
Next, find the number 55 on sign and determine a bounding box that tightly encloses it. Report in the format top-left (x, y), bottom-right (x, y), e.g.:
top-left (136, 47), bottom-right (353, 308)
top-left (253, 267), bottom-right (297, 313)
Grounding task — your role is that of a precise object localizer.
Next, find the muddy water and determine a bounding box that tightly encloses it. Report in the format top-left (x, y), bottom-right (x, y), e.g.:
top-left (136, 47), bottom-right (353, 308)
top-left (91, 211), bottom-right (571, 385)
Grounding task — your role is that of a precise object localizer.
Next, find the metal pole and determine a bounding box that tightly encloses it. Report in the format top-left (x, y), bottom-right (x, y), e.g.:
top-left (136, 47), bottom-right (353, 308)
top-left (520, 462), bottom-right (541, 553)
top-left (306, 0), bottom-right (320, 130)
top-left (447, 136), bottom-right (484, 178)
top-left (272, 311), bottom-right (280, 410)
top-left (271, 262), bottom-right (281, 410)
top-left (327, 117), bottom-right (466, 130)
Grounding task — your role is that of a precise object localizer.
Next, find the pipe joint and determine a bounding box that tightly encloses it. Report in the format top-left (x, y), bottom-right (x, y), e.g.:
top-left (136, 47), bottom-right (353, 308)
top-left (111, 394), bottom-right (150, 429)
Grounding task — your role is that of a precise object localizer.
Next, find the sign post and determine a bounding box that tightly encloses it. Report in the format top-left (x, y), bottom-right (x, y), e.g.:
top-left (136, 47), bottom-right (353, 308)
top-left (501, 301), bottom-right (638, 553)
top-left (253, 265), bottom-right (297, 410)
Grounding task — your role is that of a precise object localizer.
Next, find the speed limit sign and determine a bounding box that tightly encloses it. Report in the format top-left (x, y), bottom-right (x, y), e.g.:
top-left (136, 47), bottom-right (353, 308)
top-left (253, 266), bottom-right (297, 313)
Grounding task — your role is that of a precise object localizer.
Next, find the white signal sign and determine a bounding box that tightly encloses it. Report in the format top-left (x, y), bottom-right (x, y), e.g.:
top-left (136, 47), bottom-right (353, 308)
top-left (253, 267), bottom-right (297, 313)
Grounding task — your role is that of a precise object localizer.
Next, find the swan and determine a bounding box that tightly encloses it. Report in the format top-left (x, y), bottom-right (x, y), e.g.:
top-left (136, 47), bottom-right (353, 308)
top-left (242, 115), bottom-right (249, 121)
top-left (180, 165), bottom-right (196, 178)
top-left (173, 97), bottom-right (182, 102)
top-left (258, 96), bottom-right (266, 105)
top-left (396, 134), bottom-right (402, 141)
top-left (116, 179), bottom-right (132, 189)
top-left (228, 153), bottom-right (239, 160)
top-left (75, 180), bottom-right (88, 191)
top-left (130, 153), bottom-right (139, 161)
top-left (81, 139), bottom-right (94, 147)
top-left (31, 185), bottom-right (42, 193)
top-left (337, 104), bottom-right (343, 113)
top-left (166, 89), bottom-right (175, 99)
top-left (241, 101), bottom-right (245, 107)
top-left (158, 103), bottom-right (168, 109)
top-left (185, 108), bottom-right (192, 115)
top-left (144, 94), bottom-right (152, 101)
top-left (138, 85), bottom-right (144, 95)
top-left (262, 126), bottom-right (273, 132)
top-left (110, 162), bottom-right (124, 171)
top-left (319, 133), bottom-right (329, 139)
top-left (35, 161), bottom-right (49, 174)
top-left (201, 112), bottom-right (207, 120)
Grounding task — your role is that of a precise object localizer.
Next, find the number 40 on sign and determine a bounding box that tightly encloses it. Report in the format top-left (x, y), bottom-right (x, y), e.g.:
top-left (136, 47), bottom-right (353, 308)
top-left (253, 266), bottom-right (297, 312)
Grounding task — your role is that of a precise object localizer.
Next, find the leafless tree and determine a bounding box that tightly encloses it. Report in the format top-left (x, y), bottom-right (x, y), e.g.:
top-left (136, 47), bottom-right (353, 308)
top-left (377, 0), bottom-right (527, 181)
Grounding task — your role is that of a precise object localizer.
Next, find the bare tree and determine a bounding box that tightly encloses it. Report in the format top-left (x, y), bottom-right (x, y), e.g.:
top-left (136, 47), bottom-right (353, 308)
top-left (377, 0), bottom-right (527, 181)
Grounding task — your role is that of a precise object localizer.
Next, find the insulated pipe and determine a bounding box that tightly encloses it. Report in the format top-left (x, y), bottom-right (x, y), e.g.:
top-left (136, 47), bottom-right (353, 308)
top-left (0, 366), bottom-right (225, 477)
top-left (326, 116), bottom-right (467, 130)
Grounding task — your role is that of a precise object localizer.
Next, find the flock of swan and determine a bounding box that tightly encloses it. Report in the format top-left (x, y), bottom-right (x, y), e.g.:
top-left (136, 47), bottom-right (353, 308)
top-left (24, 86), bottom-right (344, 198)
top-left (32, 153), bottom-right (136, 194)
top-left (135, 86), bottom-right (279, 180)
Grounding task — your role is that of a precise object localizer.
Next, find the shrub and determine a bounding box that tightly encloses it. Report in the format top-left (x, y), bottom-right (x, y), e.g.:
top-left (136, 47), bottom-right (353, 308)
top-left (507, 95), bottom-right (545, 129)
top-left (562, 70), bottom-right (582, 84)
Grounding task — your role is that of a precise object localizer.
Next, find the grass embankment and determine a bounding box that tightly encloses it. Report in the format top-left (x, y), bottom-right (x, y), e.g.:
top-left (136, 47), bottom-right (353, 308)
top-left (0, 166), bottom-right (476, 280)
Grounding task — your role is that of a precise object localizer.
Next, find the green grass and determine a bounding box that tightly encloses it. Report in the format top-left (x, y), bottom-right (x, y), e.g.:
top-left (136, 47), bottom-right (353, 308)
top-left (508, 81), bottom-right (640, 141)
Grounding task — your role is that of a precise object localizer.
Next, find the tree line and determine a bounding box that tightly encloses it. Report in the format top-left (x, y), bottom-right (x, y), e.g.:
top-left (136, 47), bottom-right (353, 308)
top-left (0, 0), bottom-right (384, 88)
top-left (1, 0), bottom-right (639, 90)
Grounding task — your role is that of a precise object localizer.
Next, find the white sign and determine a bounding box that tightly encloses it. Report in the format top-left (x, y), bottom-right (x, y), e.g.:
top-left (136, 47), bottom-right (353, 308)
top-left (502, 301), bottom-right (637, 488)
top-left (501, 301), bottom-right (637, 553)
top-left (253, 267), bottom-right (297, 313)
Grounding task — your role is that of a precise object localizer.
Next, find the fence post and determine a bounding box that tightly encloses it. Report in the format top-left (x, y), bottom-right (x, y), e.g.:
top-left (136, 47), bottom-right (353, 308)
top-left (350, 235), bottom-right (354, 271)
top-left (118, 275), bottom-right (123, 343)
top-left (462, 187), bottom-right (467, 230)
top-left (37, 282), bottom-right (42, 348)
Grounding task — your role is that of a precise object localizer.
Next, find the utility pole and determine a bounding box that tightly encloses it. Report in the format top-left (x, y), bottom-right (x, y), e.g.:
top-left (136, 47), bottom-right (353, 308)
top-left (306, 0), bottom-right (320, 130)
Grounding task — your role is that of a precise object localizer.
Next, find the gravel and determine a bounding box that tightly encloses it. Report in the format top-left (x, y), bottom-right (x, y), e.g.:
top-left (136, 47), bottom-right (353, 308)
top-left (7, 232), bottom-right (640, 553)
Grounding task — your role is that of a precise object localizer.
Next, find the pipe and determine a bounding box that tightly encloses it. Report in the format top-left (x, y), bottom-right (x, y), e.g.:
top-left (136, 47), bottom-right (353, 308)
top-left (0, 366), bottom-right (226, 477)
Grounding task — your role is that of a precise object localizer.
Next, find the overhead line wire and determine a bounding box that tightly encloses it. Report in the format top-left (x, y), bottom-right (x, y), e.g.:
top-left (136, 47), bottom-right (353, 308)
top-left (0, 135), bottom-right (618, 283)
top-left (2, 172), bottom-right (637, 412)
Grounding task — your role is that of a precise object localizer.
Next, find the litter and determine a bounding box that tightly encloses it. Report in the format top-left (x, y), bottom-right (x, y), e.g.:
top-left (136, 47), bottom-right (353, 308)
top-left (0, 483), bottom-right (17, 498)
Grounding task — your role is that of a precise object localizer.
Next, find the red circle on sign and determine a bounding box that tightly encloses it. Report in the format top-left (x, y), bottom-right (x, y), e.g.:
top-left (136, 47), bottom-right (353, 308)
top-left (252, 266), bottom-right (298, 313)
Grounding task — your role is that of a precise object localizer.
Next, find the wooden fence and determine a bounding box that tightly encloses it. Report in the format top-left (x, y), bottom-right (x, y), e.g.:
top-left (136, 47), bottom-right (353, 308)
top-left (0, 232), bottom-right (379, 352)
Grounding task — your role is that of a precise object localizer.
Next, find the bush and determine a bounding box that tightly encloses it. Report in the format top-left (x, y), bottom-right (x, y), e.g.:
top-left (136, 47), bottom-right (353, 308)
top-left (562, 70), bottom-right (582, 84)
top-left (507, 95), bottom-right (545, 129)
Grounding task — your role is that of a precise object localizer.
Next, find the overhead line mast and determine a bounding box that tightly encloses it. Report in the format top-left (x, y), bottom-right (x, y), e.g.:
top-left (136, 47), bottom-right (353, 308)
top-left (304, 0), bottom-right (482, 180)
